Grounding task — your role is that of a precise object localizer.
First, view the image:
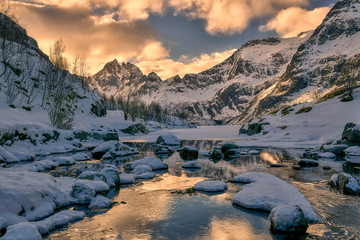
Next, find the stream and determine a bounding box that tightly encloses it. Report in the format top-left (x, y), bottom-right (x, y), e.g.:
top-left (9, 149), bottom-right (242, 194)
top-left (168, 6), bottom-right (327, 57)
top-left (45, 140), bottom-right (360, 240)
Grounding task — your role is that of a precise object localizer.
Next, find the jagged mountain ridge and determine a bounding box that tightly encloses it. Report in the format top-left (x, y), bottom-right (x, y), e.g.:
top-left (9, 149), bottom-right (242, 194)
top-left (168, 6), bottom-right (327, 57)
top-left (88, 32), bottom-right (311, 123)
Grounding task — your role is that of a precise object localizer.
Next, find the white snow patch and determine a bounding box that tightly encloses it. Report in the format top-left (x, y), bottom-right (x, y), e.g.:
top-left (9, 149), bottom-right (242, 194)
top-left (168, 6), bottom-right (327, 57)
top-left (124, 157), bottom-right (168, 170)
top-left (88, 195), bottom-right (112, 209)
top-left (232, 172), bottom-right (319, 223)
top-left (194, 180), bottom-right (228, 192)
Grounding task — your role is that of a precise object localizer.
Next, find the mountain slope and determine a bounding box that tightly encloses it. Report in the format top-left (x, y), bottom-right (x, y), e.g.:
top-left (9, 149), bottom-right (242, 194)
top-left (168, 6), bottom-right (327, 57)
top-left (89, 33), bottom-right (311, 123)
top-left (247, 0), bottom-right (360, 119)
top-left (0, 13), bottom-right (104, 130)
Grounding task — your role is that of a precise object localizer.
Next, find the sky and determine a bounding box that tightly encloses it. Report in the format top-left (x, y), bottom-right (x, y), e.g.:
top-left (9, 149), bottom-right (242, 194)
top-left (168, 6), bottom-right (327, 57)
top-left (10, 0), bottom-right (337, 79)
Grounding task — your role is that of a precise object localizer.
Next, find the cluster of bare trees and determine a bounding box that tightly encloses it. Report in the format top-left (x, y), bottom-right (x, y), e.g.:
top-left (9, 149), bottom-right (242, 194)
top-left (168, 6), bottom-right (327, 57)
top-left (103, 94), bottom-right (184, 124)
top-left (339, 55), bottom-right (360, 101)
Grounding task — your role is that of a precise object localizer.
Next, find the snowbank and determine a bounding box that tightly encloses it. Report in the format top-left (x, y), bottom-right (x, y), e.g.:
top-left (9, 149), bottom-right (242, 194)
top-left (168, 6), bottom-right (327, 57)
top-left (124, 157), bottom-right (168, 171)
top-left (194, 180), bottom-right (228, 192)
top-left (232, 172), bottom-right (319, 223)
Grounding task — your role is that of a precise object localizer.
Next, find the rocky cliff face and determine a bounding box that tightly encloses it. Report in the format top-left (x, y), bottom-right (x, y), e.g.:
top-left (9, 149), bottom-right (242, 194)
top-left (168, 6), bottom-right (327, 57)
top-left (250, 0), bottom-right (360, 118)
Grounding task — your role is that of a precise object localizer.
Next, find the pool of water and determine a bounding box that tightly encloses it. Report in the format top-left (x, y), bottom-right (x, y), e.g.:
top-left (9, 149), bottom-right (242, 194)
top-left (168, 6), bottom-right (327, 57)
top-left (45, 140), bottom-right (360, 240)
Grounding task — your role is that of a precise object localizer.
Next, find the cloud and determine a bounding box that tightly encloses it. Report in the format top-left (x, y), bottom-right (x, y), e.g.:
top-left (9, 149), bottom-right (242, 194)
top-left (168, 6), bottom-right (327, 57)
top-left (13, 2), bottom-right (160, 74)
top-left (15, 0), bottom-right (312, 35)
top-left (136, 49), bottom-right (236, 80)
top-left (259, 6), bottom-right (331, 38)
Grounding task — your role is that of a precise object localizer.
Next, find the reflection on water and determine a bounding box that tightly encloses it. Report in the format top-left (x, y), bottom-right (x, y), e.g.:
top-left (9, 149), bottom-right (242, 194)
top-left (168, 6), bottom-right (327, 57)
top-left (46, 140), bottom-right (360, 240)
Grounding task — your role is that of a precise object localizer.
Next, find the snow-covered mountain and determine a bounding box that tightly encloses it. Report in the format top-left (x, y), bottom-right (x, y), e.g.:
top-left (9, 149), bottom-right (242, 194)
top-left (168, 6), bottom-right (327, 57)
top-left (88, 33), bottom-right (311, 123)
top-left (234, 0), bottom-right (360, 122)
top-left (88, 0), bottom-right (359, 124)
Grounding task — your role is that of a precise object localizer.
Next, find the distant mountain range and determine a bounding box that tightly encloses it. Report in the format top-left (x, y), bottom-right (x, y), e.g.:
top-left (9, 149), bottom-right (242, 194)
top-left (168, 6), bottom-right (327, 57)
top-left (87, 0), bottom-right (360, 124)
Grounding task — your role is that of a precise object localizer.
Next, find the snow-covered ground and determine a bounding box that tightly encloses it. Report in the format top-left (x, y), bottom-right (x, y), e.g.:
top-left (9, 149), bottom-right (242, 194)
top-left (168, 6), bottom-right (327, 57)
top-left (120, 90), bottom-right (360, 149)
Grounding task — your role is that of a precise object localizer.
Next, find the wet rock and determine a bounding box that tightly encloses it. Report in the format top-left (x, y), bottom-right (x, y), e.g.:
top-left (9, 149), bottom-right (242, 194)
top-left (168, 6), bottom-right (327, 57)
top-left (92, 141), bottom-right (138, 159)
top-left (154, 145), bottom-right (174, 155)
top-left (298, 160), bottom-right (319, 167)
top-left (322, 166), bottom-right (331, 170)
top-left (320, 144), bottom-right (348, 156)
top-left (270, 163), bottom-right (285, 168)
top-left (269, 205), bottom-right (308, 233)
top-left (220, 142), bottom-right (238, 155)
top-left (135, 172), bottom-right (156, 179)
top-left (224, 149), bottom-right (241, 158)
top-left (182, 161), bottom-right (201, 169)
top-left (179, 146), bottom-right (199, 160)
top-left (209, 149), bottom-right (224, 160)
top-left (293, 165), bottom-right (302, 170)
top-left (156, 134), bottom-right (180, 146)
top-left (120, 123), bottom-right (149, 135)
top-left (329, 173), bottom-right (360, 195)
top-left (342, 123), bottom-right (360, 143)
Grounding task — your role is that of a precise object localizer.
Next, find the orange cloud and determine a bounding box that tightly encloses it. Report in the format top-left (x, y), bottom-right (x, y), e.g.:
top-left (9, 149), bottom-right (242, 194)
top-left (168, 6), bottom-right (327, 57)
top-left (136, 49), bottom-right (236, 80)
top-left (259, 6), bottom-right (331, 38)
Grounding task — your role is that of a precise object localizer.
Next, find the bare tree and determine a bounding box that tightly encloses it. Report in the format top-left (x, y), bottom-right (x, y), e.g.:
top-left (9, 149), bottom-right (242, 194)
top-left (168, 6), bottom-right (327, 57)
top-left (340, 57), bottom-right (360, 101)
top-left (49, 39), bottom-right (69, 70)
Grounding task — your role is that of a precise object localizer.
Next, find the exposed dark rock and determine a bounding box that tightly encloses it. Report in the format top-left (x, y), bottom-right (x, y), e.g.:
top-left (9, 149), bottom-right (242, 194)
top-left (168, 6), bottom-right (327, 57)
top-left (121, 123), bottom-right (149, 135)
top-left (220, 143), bottom-right (238, 154)
top-left (342, 123), bottom-right (360, 143)
top-left (298, 160), bottom-right (319, 167)
top-left (179, 146), bottom-right (199, 160)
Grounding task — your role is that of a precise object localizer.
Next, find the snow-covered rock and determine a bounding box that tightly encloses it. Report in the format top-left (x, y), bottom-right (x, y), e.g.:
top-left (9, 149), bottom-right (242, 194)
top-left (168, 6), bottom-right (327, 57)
top-left (1, 222), bottom-right (42, 240)
top-left (78, 171), bottom-right (106, 182)
top-left (194, 180), bottom-right (228, 192)
top-left (101, 166), bottom-right (120, 187)
top-left (120, 174), bottom-right (136, 185)
top-left (0, 146), bottom-right (20, 163)
top-left (53, 156), bottom-right (75, 166)
top-left (32, 210), bottom-right (85, 235)
top-left (344, 146), bottom-right (360, 156)
top-left (318, 152), bottom-right (336, 158)
top-left (132, 164), bottom-right (153, 174)
top-left (321, 144), bottom-right (348, 155)
top-left (7, 150), bottom-right (35, 162)
top-left (71, 181), bottom-right (96, 204)
top-left (232, 172), bottom-right (319, 223)
top-left (156, 134), bottom-right (180, 146)
top-left (329, 173), bottom-right (360, 195)
top-left (0, 156), bottom-right (5, 167)
top-left (135, 172), bottom-right (156, 180)
top-left (124, 157), bottom-right (168, 171)
top-left (91, 141), bottom-right (138, 159)
top-left (72, 152), bottom-right (91, 161)
top-left (182, 161), bottom-right (201, 169)
top-left (88, 195), bottom-right (112, 209)
top-left (0, 169), bottom-right (71, 230)
top-left (269, 205), bottom-right (308, 233)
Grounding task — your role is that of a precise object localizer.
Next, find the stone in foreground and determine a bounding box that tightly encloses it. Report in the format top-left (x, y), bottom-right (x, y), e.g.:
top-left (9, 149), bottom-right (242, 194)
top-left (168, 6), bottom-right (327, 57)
top-left (269, 205), bottom-right (308, 233)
